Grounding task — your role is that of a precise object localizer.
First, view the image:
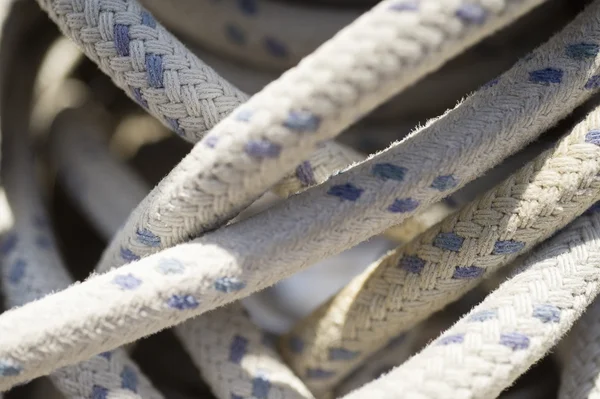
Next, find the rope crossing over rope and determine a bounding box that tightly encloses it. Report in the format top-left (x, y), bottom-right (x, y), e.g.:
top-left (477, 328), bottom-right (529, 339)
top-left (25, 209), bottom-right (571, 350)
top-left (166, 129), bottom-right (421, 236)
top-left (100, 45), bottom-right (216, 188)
top-left (1, 0), bottom-right (600, 398)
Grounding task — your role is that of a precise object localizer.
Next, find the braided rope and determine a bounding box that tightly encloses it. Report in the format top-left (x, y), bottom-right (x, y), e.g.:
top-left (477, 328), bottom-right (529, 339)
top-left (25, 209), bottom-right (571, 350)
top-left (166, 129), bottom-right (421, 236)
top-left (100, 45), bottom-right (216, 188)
top-left (0, 1), bottom-right (595, 388)
top-left (138, 0), bottom-right (361, 70)
top-left (51, 103), bottom-right (454, 399)
top-left (51, 106), bottom-right (316, 399)
top-left (36, 0), bottom-right (363, 200)
top-left (558, 295), bottom-right (600, 399)
top-left (143, 0), bottom-right (576, 125)
top-left (281, 94), bottom-right (600, 392)
top-left (34, 0), bottom-right (435, 254)
top-left (0, 6), bottom-right (164, 398)
top-left (341, 203), bottom-right (600, 399)
top-left (54, 0), bottom-right (546, 275)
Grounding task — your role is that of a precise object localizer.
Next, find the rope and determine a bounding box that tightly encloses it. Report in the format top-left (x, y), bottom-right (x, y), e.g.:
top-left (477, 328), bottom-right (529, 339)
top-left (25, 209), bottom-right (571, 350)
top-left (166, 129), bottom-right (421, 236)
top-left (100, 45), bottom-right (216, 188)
top-left (51, 105), bottom-right (316, 399)
top-left (138, 0), bottom-right (363, 70)
top-left (341, 203), bottom-right (600, 399)
top-left (280, 81), bottom-right (600, 394)
top-left (35, 0), bottom-right (548, 277)
top-left (2, 0), bottom-right (599, 397)
top-left (0, 4), bottom-right (164, 399)
top-left (0, 0), bottom-right (595, 389)
top-left (51, 101), bottom-right (453, 399)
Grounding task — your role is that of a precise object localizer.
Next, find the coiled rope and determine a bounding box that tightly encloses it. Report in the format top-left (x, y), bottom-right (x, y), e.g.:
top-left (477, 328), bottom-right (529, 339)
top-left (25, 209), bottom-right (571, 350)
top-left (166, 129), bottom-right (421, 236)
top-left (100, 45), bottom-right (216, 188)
top-left (1, 0), bottom-right (600, 398)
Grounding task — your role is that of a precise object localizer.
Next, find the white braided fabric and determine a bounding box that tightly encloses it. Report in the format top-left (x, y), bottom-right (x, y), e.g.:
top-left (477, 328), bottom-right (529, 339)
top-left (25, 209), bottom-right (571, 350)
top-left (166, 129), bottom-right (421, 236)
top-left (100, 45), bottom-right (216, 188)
top-left (281, 70), bottom-right (600, 396)
top-left (61, 0), bottom-right (549, 275)
top-left (0, 5), bottom-right (164, 398)
top-left (4, 0), bottom-right (600, 397)
top-left (139, 0), bottom-right (362, 70)
top-left (0, 1), bottom-right (597, 388)
top-left (341, 204), bottom-right (600, 399)
top-left (50, 105), bottom-right (316, 399)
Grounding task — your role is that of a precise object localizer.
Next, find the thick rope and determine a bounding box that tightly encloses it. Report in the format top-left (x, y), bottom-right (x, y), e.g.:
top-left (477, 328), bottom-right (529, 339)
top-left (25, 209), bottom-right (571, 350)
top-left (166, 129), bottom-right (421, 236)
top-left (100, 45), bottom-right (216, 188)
top-left (51, 103), bottom-right (454, 399)
top-left (50, 106), bottom-right (316, 399)
top-left (341, 203), bottom-right (600, 399)
top-left (138, 0), bottom-right (362, 70)
top-left (281, 94), bottom-right (600, 392)
top-left (32, 0), bottom-right (360, 204)
top-left (0, 4), bottom-right (164, 399)
top-left (34, 0), bottom-right (548, 276)
top-left (0, 0), bottom-right (596, 388)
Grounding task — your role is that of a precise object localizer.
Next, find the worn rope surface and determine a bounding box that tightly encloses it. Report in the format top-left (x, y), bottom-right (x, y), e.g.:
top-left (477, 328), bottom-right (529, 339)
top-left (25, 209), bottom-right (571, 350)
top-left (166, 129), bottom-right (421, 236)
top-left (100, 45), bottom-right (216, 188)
top-left (2, 0), bottom-right (600, 397)
top-left (51, 101), bottom-right (457, 399)
top-left (51, 106), bottom-right (316, 399)
top-left (281, 85), bottom-right (600, 393)
top-left (0, 3), bottom-right (165, 399)
top-left (36, 0), bottom-right (548, 277)
top-left (342, 204), bottom-right (600, 399)
top-left (0, 0), bottom-right (597, 389)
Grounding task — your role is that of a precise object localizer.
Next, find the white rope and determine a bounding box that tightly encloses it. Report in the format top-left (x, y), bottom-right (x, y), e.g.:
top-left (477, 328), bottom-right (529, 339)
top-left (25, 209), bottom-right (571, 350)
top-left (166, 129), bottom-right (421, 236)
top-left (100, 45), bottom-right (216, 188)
top-left (50, 106), bottom-right (315, 399)
top-left (341, 203), bottom-right (600, 399)
top-left (0, 5), bottom-right (164, 398)
top-left (0, 0), bottom-right (595, 389)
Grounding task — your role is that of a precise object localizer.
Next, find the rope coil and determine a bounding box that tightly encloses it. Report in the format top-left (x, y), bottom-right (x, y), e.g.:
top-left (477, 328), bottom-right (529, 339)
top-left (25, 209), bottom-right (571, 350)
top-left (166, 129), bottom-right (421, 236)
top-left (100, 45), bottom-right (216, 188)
top-left (0, 0), bottom-right (599, 398)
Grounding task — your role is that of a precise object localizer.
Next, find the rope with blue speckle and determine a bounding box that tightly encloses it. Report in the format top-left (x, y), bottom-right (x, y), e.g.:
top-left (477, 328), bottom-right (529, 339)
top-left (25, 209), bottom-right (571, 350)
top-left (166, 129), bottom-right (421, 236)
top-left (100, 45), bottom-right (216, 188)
top-left (0, 3), bottom-right (165, 398)
top-left (0, 0), bottom-right (592, 390)
top-left (341, 202), bottom-right (600, 399)
top-left (32, 0), bottom-right (549, 278)
top-left (558, 291), bottom-right (600, 399)
top-left (50, 101), bottom-right (453, 399)
top-left (281, 79), bottom-right (600, 394)
top-left (50, 105), bottom-right (316, 399)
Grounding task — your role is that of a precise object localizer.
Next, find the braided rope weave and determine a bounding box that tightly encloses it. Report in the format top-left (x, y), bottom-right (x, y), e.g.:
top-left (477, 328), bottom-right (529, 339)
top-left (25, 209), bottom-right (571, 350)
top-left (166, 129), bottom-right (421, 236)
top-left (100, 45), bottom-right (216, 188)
top-left (0, 3), bottom-right (165, 399)
top-left (38, 0), bottom-right (547, 276)
top-left (0, 0), bottom-right (597, 389)
top-left (3, 0), bottom-right (600, 397)
top-left (51, 102), bottom-right (456, 399)
top-left (281, 81), bottom-right (600, 393)
top-left (51, 106), bottom-right (316, 399)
